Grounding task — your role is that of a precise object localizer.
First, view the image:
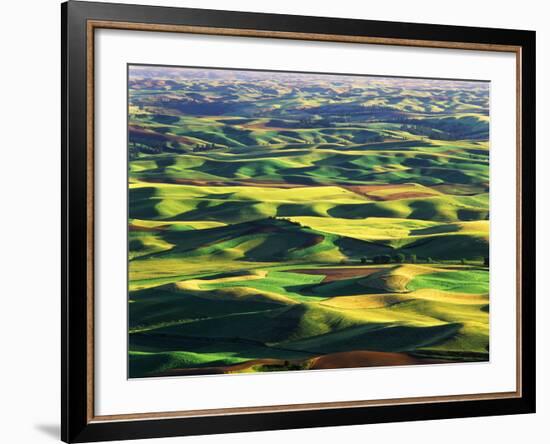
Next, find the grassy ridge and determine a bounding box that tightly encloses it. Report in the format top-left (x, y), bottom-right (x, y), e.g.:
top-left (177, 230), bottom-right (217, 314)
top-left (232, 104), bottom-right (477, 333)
top-left (129, 264), bottom-right (488, 376)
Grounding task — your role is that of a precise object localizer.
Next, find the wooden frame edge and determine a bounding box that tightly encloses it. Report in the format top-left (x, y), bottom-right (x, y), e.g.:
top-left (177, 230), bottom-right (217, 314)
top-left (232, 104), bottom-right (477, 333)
top-left (64, 4), bottom-right (535, 441)
top-left (86, 18), bottom-right (95, 424)
top-left (85, 18), bottom-right (524, 424)
top-left (91, 391), bottom-right (520, 423)
top-left (89, 19), bottom-right (521, 52)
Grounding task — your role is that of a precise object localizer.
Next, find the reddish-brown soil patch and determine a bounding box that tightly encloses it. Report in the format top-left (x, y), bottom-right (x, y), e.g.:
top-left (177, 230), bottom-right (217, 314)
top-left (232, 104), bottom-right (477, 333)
top-left (176, 136), bottom-right (197, 145)
top-left (139, 178), bottom-right (308, 189)
top-left (309, 350), bottom-right (442, 369)
top-left (129, 125), bottom-right (197, 147)
top-left (342, 184), bottom-right (406, 201)
top-left (240, 180), bottom-right (307, 188)
top-left (345, 184), bottom-right (406, 193)
top-left (343, 184), bottom-right (438, 201)
top-left (242, 121), bottom-right (291, 132)
top-left (154, 351), bottom-right (447, 377)
top-left (129, 125), bottom-right (170, 142)
top-left (302, 235), bottom-right (324, 248)
top-left (291, 267), bottom-right (383, 283)
top-left (381, 191), bottom-right (436, 200)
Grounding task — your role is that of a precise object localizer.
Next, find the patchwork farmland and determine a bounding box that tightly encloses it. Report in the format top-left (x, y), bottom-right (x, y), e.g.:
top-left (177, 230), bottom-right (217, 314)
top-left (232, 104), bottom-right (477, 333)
top-left (128, 66), bottom-right (490, 378)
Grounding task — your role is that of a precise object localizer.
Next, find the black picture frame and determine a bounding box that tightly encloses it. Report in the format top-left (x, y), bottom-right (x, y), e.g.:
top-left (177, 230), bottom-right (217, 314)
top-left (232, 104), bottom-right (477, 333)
top-left (62, 1), bottom-right (536, 442)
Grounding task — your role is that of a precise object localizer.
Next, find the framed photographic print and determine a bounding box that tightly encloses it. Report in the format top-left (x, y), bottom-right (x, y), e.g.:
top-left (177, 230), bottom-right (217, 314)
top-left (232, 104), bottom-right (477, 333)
top-left (61, 1), bottom-right (536, 442)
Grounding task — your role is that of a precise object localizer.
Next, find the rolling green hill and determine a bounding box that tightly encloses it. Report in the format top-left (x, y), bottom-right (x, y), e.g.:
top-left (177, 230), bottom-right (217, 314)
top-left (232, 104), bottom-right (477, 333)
top-left (128, 65), bottom-right (490, 377)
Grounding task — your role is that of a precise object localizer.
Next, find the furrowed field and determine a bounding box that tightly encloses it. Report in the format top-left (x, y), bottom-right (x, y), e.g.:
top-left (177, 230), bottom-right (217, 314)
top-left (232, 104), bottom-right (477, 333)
top-left (127, 66), bottom-right (490, 378)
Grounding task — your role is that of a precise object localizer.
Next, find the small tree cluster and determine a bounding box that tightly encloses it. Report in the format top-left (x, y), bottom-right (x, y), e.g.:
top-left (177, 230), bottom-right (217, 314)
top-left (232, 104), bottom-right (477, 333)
top-left (192, 143), bottom-right (220, 152)
top-left (372, 255), bottom-right (392, 264)
top-left (393, 253), bottom-right (406, 263)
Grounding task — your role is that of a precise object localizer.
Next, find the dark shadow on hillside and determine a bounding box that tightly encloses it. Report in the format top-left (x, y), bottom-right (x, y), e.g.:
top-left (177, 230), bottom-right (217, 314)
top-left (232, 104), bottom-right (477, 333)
top-left (282, 322), bottom-right (464, 354)
top-left (410, 224), bottom-right (460, 235)
top-left (128, 186), bottom-right (158, 219)
top-left (334, 236), bottom-right (393, 257)
top-left (286, 275), bottom-right (390, 298)
top-left (409, 200), bottom-right (438, 221)
top-left (457, 208), bottom-right (489, 221)
top-left (328, 203), bottom-right (395, 219)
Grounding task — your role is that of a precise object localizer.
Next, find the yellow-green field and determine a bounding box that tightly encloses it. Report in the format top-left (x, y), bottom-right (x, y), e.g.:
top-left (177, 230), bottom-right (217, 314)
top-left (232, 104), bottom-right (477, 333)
top-left (128, 66), bottom-right (489, 378)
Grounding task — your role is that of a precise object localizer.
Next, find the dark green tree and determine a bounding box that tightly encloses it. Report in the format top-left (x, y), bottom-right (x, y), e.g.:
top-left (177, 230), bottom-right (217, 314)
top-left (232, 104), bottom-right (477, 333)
top-left (378, 255), bottom-right (391, 264)
top-left (393, 253), bottom-right (406, 263)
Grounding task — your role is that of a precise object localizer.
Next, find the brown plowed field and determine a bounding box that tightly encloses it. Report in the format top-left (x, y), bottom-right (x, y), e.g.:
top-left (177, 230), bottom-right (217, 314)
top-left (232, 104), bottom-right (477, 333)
top-left (310, 350), bottom-right (442, 369)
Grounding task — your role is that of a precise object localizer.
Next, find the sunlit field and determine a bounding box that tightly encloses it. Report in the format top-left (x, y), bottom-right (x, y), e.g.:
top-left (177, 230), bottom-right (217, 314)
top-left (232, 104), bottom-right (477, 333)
top-left (128, 66), bottom-right (489, 378)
